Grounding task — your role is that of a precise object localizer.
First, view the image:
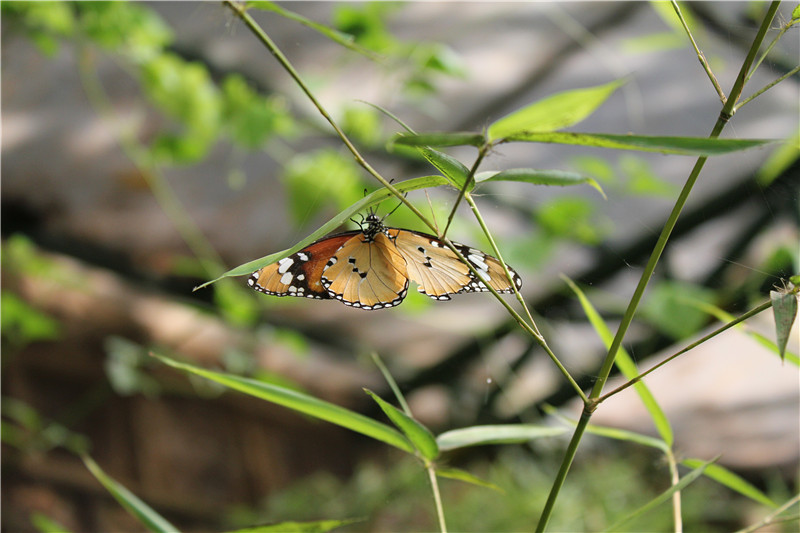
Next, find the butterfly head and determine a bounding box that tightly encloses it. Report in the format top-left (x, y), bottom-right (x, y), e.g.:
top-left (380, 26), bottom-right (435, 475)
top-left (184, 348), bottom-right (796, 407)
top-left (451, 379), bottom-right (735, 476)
top-left (360, 212), bottom-right (386, 241)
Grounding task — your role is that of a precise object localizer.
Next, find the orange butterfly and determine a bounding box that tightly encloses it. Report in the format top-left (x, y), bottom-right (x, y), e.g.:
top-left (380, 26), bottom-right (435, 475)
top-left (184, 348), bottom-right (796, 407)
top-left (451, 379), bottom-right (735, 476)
top-left (248, 214), bottom-right (522, 310)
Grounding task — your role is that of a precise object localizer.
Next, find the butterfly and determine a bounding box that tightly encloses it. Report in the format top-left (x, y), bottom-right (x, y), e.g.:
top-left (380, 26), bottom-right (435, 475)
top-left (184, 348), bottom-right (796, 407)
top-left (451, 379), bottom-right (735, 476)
top-left (248, 213), bottom-right (522, 310)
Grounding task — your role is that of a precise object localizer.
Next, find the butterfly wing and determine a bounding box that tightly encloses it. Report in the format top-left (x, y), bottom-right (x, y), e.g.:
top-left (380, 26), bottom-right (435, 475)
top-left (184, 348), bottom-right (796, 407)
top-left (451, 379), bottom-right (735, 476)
top-left (248, 232), bottom-right (358, 299)
top-left (391, 229), bottom-right (522, 299)
top-left (321, 232), bottom-right (409, 310)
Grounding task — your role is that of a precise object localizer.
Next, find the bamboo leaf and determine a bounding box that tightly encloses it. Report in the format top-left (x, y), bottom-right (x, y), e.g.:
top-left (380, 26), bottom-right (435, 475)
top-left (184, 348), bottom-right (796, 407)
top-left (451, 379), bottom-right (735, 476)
top-left (245, 2), bottom-right (378, 60)
top-left (391, 131), bottom-right (485, 148)
top-left (195, 175), bottom-right (450, 289)
top-left (771, 287), bottom-right (798, 362)
top-left (226, 518), bottom-right (363, 533)
top-left (499, 132), bottom-right (773, 155)
top-left (82, 456), bottom-right (178, 533)
top-left (682, 458), bottom-right (777, 508)
top-left (436, 424), bottom-right (566, 451)
top-left (153, 354), bottom-right (414, 454)
top-left (418, 147), bottom-right (471, 188)
top-left (562, 275), bottom-right (674, 446)
top-left (604, 459), bottom-right (714, 532)
top-left (436, 467), bottom-right (504, 492)
top-left (487, 80), bottom-right (625, 140)
top-left (476, 168), bottom-right (606, 199)
top-left (364, 389), bottom-right (438, 460)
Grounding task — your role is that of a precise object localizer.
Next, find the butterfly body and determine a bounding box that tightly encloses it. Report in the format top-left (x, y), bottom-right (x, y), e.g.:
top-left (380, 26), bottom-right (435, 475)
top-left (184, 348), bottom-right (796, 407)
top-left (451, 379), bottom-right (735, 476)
top-left (248, 214), bottom-right (522, 310)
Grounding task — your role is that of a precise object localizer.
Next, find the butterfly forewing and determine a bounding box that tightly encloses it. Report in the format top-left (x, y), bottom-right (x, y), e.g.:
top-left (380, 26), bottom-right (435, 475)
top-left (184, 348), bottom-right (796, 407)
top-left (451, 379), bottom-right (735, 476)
top-left (321, 232), bottom-right (409, 310)
top-left (248, 232), bottom-right (358, 299)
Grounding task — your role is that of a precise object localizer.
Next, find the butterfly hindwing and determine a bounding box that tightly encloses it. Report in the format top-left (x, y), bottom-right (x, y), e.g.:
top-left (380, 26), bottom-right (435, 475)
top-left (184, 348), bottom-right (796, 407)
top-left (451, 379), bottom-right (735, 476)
top-left (248, 232), bottom-right (358, 299)
top-left (321, 232), bottom-right (409, 309)
top-left (392, 230), bottom-right (522, 299)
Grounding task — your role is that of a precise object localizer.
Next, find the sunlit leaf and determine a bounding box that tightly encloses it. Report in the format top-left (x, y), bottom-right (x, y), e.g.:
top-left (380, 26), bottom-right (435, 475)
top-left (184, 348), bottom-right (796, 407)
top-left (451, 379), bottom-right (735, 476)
top-left (497, 132), bottom-right (773, 155)
top-left (487, 80), bottom-right (625, 140)
top-left (604, 459), bottom-right (713, 531)
top-left (682, 458), bottom-right (777, 508)
top-left (153, 353), bottom-right (414, 453)
top-left (365, 389), bottom-right (438, 460)
top-left (83, 456), bottom-right (178, 533)
top-left (437, 424), bottom-right (566, 451)
top-left (562, 275), bottom-right (673, 446)
top-left (436, 467), bottom-right (504, 492)
top-left (227, 517), bottom-right (363, 533)
top-left (476, 168), bottom-right (605, 198)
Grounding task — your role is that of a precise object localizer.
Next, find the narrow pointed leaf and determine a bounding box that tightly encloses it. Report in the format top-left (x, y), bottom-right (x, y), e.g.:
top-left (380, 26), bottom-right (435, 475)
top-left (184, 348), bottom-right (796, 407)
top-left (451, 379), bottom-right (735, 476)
top-left (499, 132), bottom-right (773, 156)
top-left (488, 79), bottom-right (625, 140)
top-left (476, 168), bottom-right (606, 198)
top-left (82, 456), bottom-right (178, 533)
top-left (544, 406), bottom-right (669, 452)
top-left (771, 288), bottom-right (798, 362)
top-left (246, 2), bottom-right (378, 60)
top-left (604, 459), bottom-right (714, 532)
top-left (227, 518), bottom-right (363, 533)
top-left (153, 354), bottom-right (414, 453)
top-left (195, 175), bottom-right (450, 289)
top-left (562, 275), bottom-right (674, 446)
top-left (391, 132), bottom-right (486, 148)
top-left (418, 148), bottom-right (471, 188)
top-left (437, 424), bottom-right (566, 451)
top-left (436, 467), bottom-right (504, 492)
top-left (364, 389), bottom-right (438, 460)
top-left (682, 458), bottom-right (777, 508)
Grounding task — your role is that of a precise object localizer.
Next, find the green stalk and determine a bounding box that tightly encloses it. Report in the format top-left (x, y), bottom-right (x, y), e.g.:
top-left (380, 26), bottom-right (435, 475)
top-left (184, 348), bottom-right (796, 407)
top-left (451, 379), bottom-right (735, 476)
top-left (427, 462), bottom-right (448, 533)
top-left (535, 3), bottom-right (781, 530)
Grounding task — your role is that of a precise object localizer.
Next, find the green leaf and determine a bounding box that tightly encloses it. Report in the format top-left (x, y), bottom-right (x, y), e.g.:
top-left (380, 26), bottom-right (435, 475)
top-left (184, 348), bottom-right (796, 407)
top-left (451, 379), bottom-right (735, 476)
top-left (498, 132), bottom-right (774, 156)
top-left (246, 1), bottom-right (378, 60)
top-left (226, 518), bottom-right (363, 533)
top-left (562, 275), bottom-right (674, 446)
top-left (487, 79), bottom-right (625, 140)
top-left (82, 455), bottom-right (178, 533)
top-left (391, 132), bottom-right (486, 148)
top-left (436, 424), bottom-right (567, 451)
top-left (604, 459), bottom-right (713, 532)
top-left (793, 4), bottom-right (800, 20)
top-left (30, 512), bottom-right (72, 533)
top-left (436, 467), bottom-right (504, 492)
top-left (195, 175), bottom-right (450, 288)
top-left (364, 389), bottom-right (438, 460)
top-left (476, 168), bottom-right (605, 198)
top-left (771, 287), bottom-right (798, 362)
top-left (682, 458), bottom-right (777, 508)
top-left (1, 292), bottom-right (61, 345)
top-left (417, 148), bottom-right (471, 187)
top-left (153, 353), bottom-right (414, 454)
top-left (544, 406), bottom-right (669, 452)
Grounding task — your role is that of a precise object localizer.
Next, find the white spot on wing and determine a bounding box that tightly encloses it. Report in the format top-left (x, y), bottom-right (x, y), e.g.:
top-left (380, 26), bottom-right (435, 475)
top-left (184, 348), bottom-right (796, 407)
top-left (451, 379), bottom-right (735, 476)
top-left (280, 272), bottom-right (293, 285)
top-left (277, 258), bottom-right (294, 274)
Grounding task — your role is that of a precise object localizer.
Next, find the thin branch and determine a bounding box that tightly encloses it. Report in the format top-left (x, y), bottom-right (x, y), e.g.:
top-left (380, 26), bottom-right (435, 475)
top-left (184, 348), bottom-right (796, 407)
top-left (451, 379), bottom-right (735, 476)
top-left (597, 299), bottom-right (773, 404)
top-left (427, 463), bottom-right (448, 533)
top-left (735, 493), bottom-right (800, 533)
top-left (671, 0), bottom-right (727, 104)
top-left (736, 64), bottom-right (800, 112)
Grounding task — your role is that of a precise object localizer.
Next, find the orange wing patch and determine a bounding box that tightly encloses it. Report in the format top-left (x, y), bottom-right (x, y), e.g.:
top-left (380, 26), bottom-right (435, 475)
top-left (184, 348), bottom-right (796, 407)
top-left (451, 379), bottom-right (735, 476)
top-left (321, 232), bottom-right (409, 310)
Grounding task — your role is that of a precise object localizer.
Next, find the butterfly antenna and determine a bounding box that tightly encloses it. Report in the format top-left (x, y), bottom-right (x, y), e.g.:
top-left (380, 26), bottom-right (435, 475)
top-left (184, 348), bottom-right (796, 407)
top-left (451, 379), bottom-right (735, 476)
top-left (382, 192), bottom-right (408, 222)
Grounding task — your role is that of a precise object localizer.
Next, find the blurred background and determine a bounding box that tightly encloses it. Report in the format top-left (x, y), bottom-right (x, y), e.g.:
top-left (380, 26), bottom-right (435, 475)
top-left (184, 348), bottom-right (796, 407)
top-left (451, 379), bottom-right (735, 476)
top-left (2, 2), bottom-right (798, 531)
